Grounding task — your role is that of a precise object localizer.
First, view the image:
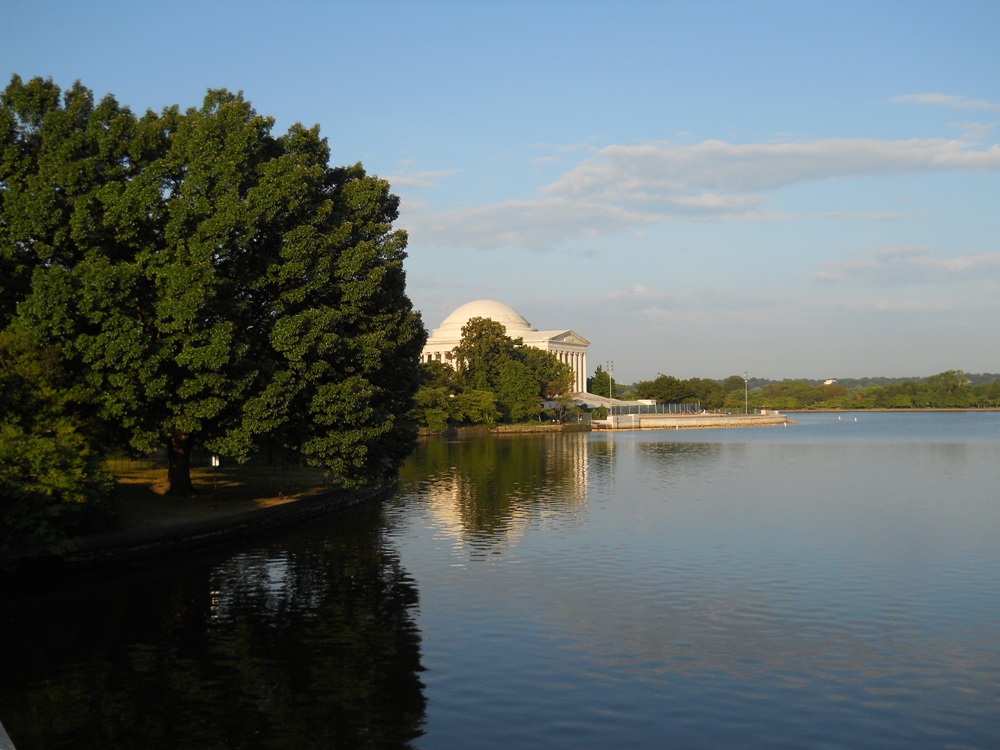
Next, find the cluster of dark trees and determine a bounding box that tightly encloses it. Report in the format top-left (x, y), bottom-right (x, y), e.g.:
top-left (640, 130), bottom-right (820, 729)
top-left (1, 76), bottom-right (425, 547)
top-left (413, 317), bottom-right (575, 430)
top-left (593, 368), bottom-right (1000, 411)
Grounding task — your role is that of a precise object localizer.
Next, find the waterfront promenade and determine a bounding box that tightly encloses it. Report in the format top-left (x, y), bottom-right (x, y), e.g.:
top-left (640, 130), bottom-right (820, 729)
top-left (599, 412), bottom-right (789, 430)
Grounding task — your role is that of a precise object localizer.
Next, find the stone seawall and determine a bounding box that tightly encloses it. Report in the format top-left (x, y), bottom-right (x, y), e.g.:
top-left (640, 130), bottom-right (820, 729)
top-left (601, 413), bottom-right (789, 430)
top-left (492, 423), bottom-right (590, 434)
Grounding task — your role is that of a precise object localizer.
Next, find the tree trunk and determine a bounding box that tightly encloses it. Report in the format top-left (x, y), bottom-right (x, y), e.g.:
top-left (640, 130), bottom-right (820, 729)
top-left (167, 432), bottom-right (197, 496)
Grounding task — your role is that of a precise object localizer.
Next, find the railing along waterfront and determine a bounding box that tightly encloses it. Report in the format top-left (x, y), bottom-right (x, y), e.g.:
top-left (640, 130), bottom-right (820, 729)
top-left (609, 402), bottom-right (702, 415)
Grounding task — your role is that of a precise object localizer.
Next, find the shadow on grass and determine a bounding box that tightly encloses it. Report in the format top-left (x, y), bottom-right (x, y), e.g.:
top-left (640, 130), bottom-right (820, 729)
top-left (109, 463), bottom-right (335, 530)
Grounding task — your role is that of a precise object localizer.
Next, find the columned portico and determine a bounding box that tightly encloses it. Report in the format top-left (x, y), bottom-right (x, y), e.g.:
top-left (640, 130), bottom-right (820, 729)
top-left (421, 300), bottom-right (591, 394)
top-left (546, 338), bottom-right (588, 393)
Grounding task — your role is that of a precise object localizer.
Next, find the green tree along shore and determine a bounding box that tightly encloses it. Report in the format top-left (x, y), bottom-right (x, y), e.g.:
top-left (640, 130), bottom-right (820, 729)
top-left (412, 317), bottom-right (575, 431)
top-left (620, 370), bottom-right (1000, 411)
top-left (1, 76), bottom-right (425, 547)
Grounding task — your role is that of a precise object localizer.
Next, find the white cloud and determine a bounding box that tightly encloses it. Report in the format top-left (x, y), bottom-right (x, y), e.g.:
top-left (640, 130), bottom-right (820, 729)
top-left (402, 137), bottom-right (1000, 250)
top-left (385, 168), bottom-right (461, 188)
top-left (543, 139), bottom-right (1000, 199)
top-left (957, 121), bottom-right (998, 142)
top-left (891, 93), bottom-right (1000, 112)
top-left (813, 246), bottom-right (1000, 286)
top-left (404, 196), bottom-right (663, 250)
top-left (606, 283), bottom-right (662, 300)
top-left (638, 306), bottom-right (712, 324)
top-left (604, 283), bottom-right (790, 317)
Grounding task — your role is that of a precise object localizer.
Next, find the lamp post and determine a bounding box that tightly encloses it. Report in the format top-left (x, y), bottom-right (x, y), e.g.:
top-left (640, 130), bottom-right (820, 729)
top-left (744, 371), bottom-right (749, 415)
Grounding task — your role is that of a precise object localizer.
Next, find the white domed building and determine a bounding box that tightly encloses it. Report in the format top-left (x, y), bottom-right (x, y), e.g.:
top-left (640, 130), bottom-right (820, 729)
top-left (420, 300), bottom-right (590, 393)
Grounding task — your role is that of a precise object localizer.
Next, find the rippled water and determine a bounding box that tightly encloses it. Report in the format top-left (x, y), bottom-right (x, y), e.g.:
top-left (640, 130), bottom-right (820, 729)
top-left (1, 412), bottom-right (999, 749)
top-left (386, 412), bottom-right (1000, 749)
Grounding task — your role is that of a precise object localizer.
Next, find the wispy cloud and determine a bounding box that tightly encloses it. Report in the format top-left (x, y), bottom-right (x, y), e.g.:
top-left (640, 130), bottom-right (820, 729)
top-left (890, 93), bottom-right (1000, 111)
top-left (958, 121), bottom-right (997, 142)
top-left (606, 283), bottom-right (668, 301)
top-left (595, 251), bottom-right (1000, 334)
top-left (544, 139), bottom-right (1000, 198)
top-left (813, 246), bottom-right (1000, 286)
top-left (404, 197), bottom-right (663, 250)
top-left (385, 168), bottom-right (461, 188)
top-left (604, 283), bottom-right (789, 318)
top-left (402, 138), bottom-right (1000, 250)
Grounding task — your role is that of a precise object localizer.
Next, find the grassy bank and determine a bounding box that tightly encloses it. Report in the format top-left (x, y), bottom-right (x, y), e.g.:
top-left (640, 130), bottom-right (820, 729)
top-left (109, 461), bottom-right (335, 530)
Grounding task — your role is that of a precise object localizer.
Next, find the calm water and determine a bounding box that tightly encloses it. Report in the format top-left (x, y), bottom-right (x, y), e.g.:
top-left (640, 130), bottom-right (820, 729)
top-left (2, 412), bottom-right (999, 749)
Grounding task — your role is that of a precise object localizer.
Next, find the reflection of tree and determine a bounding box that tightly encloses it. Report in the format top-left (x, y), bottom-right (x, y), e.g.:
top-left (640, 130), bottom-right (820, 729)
top-left (587, 436), bottom-right (720, 483)
top-left (0, 508), bottom-right (426, 749)
top-left (401, 433), bottom-right (589, 545)
top-left (634, 440), bottom-right (719, 465)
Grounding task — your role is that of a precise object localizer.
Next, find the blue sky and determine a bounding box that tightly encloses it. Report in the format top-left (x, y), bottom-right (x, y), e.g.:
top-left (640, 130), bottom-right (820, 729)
top-left (3, 0), bottom-right (999, 382)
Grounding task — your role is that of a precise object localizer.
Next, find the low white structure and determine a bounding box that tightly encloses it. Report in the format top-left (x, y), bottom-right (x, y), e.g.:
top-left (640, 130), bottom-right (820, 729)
top-left (421, 300), bottom-right (590, 393)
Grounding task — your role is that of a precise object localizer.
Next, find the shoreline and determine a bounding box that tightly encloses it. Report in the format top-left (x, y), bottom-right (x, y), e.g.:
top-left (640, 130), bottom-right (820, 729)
top-left (1, 484), bottom-right (389, 596)
top-left (783, 407), bottom-right (999, 412)
top-left (8, 409), bottom-right (986, 596)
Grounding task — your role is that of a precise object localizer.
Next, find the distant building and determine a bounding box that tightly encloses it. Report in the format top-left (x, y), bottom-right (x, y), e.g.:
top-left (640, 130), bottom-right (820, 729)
top-left (420, 299), bottom-right (590, 393)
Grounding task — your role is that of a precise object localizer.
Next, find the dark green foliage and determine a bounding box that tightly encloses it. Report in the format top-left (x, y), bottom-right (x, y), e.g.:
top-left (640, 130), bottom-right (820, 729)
top-left (495, 359), bottom-right (540, 423)
top-left (412, 316), bottom-right (573, 428)
top-left (588, 365), bottom-right (616, 399)
top-left (519, 345), bottom-right (574, 400)
top-left (453, 317), bottom-right (518, 392)
top-left (1, 75), bottom-right (425, 497)
top-left (0, 329), bottom-right (113, 549)
top-left (635, 374), bottom-right (693, 404)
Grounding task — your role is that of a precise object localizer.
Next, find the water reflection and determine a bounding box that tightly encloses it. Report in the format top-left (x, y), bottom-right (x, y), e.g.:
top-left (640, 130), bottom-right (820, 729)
top-left (0, 506), bottom-right (426, 750)
top-left (4, 417), bottom-right (998, 749)
top-left (398, 434), bottom-right (589, 556)
top-left (388, 420), bottom-right (1000, 749)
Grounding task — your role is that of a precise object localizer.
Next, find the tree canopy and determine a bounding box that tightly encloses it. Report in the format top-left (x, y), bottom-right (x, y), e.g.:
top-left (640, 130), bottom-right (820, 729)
top-left (412, 316), bottom-right (574, 429)
top-left (1, 75), bottom-right (426, 499)
top-left (588, 365), bottom-right (616, 400)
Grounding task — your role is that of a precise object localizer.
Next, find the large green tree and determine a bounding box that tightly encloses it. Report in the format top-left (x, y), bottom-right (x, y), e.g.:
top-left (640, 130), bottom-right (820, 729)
top-left (519, 346), bottom-right (573, 400)
top-left (588, 364), bottom-right (616, 400)
top-left (417, 316), bottom-right (572, 427)
top-left (453, 317), bottom-right (519, 392)
top-left (1, 75), bottom-right (425, 494)
top-left (636, 374), bottom-right (692, 403)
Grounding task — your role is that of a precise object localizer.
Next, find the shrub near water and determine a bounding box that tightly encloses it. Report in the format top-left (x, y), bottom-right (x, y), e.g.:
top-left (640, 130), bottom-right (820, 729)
top-left (0, 423), bottom-right (113, 550)
top-left (0, 331), bottom-right (113, 550)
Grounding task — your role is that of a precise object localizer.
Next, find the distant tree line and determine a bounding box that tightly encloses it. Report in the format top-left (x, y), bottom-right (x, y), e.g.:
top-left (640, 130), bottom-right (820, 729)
top-left (413, 317), bottom-right (576, 430)
top-left (615, 370), bottom-right (1000, 411)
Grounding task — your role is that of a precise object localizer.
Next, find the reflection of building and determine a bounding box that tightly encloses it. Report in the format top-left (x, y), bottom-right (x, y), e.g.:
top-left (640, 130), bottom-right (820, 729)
top-left (421, 300), bottom-right (590, 393)
top-left (423, 434), bottom-right (590, 552)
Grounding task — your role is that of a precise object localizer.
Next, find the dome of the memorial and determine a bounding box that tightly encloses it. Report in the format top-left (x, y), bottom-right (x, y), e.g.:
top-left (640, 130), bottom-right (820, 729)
top-left (432, 299), bottom-right (536, 337)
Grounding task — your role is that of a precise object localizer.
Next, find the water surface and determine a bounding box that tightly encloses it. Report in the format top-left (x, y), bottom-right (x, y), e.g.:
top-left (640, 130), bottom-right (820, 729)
top-left (1, 412), bottom-right (998, 748)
